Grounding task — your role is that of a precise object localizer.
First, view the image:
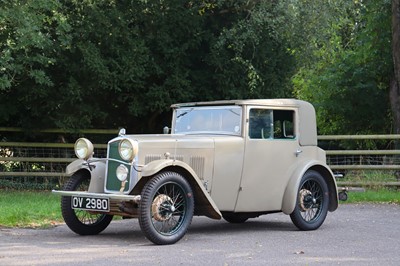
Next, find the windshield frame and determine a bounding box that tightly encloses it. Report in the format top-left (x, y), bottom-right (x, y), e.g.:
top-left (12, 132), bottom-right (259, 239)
top-left (172, 105), bottom-right (243, 136)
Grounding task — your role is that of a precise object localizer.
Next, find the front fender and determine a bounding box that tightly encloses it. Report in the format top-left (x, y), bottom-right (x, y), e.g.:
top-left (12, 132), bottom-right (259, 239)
top-left (141, 159), bottom-right (222, 219)
top-left (282, 160), bottom-right (338, 215)
top-left (66, 158), bottom-right (106, 193)
top-left (66, 159), bottom-right (87, 175)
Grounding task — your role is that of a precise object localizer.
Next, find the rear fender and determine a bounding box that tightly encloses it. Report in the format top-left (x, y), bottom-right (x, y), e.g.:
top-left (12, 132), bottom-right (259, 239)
top-left (139, 159), bottom-right (222, 219)
top-left (66, 159), bottom-right (106, 193)
top-left (282, 160), bottom-right (338, 215)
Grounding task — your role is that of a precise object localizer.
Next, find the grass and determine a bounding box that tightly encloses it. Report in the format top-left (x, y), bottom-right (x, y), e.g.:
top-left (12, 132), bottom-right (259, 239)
top-left (338, 170), bottom-right (398, 185)
top-left (0, 190), bottom-right (63, 228)
top-left (344, 188), bottom-right (400, 204)
top-left (1, 187), bottom-right (399, 228)
top-left (337, 170), bottom-right (400, 204)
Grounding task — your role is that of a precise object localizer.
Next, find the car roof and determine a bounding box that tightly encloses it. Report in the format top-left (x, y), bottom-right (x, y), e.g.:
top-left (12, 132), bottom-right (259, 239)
top-left (171, 99), bottom-right (318, 146)
top-left (171, 99), bottom-right (307, 108)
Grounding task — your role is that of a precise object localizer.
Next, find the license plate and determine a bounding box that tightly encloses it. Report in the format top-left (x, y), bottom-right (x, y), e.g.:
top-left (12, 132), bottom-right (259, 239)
top-left (71, 196), bottom-right (110, 212)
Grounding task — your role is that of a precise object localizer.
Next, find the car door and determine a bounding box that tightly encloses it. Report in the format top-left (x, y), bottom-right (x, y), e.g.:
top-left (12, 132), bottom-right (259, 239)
top-left (234, 107), bottom-right (300, 212)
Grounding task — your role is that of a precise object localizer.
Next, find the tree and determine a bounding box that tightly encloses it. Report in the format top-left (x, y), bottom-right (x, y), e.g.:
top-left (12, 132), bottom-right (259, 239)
top-left (293, 0), bottom-right (392, 136)
top-left (206, 1), bottom-right (296, 100)
top-left (0, 0), bottom-right (73, 131)
top-left (54, 0), bottom-right (151, 131)
top-left (2, 0), bottom-right (396, 138)
top-left (390, 0), bottom-right (400, 134)
top-left (1, 0), bottom-right (298, 135)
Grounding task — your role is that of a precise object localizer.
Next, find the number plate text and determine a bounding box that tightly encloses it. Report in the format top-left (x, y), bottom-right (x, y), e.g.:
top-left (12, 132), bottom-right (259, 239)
top-left (71, 196), bottom-right (110, 212)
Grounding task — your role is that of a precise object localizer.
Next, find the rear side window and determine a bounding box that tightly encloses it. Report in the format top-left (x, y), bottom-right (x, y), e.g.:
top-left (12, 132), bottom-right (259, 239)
top-left (249, 109), bottom-right (295, 140)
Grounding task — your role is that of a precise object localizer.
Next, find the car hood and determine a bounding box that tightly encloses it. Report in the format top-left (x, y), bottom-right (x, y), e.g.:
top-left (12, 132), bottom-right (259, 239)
top-left (124, 134), bottom-right (215, 149)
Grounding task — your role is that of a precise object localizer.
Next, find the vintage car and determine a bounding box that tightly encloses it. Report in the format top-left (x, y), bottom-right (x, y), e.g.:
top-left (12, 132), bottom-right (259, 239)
top-left (53, 99), bottom-right (338, 245)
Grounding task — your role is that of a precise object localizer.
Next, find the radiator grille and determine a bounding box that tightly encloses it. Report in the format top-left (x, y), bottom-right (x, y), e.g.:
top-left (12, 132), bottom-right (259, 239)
top-left (144, 154), bottom-right (205, 180)
top-left (145, 154), bottom-right (185, 164)
top-left (190, 156), bottom-right (205, 180)
top-left (144, 154), bottom-right (162, 164)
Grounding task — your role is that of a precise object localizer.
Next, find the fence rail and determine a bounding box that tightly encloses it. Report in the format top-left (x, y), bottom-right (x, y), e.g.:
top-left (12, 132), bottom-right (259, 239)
top-left (1, 130), bottom-right (400, 189)
top-left (318, 134), bottom-right (400, 140)
top-left (319, 134), bottom-right (400, 187)
top-left (0, 128), bottom-right (115, 189)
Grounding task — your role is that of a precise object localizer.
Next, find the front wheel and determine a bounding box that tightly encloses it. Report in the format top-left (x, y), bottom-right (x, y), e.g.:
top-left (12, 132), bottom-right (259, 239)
top-left (290, 170), bottom-right (329, 231)
top-left (139, 171), bottom-right (194, 245)
top-left (61, 171), bottom-right (113, 235)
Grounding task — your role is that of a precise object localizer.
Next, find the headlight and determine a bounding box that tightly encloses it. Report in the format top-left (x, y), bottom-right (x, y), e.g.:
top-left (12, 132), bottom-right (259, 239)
top-left (74, 138), bottom-right (94, 160)
top-left (116, 164), bottom-right (129, 182)
top-left (118, 139), bottom-right (138, 161)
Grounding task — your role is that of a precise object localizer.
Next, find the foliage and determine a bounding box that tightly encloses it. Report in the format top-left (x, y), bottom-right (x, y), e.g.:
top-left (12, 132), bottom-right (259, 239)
top-left (0, 0), bottom-right (295, 134)
top-left (0, 0), bottom-right (73, 130)
top-left (292, 0), bottom-right (392, 136)
top-left (205, 1), bottom-right (295, 100)
top-left (0, 177), bottom-right (60, 190)
top-left (0, 0), bottom-right (395, 137)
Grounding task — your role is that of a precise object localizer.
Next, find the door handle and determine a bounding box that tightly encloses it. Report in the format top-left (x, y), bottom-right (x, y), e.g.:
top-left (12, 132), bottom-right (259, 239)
top-left (295, 149), bottom-right (303, 157)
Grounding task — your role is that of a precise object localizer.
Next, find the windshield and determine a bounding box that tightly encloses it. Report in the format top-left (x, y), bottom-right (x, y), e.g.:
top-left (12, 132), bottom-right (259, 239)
top-left (173, 106), bottom-right (242, 135)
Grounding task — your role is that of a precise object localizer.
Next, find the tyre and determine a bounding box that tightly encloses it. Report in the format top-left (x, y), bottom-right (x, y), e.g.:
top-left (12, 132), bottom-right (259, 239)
top-left (290, 170), bottom-right (329, 231)
top-left (222, 213), bottom-right (249, 224)
top-left (61, 171), bottom-right (113, 235)
top-left (139, 171), bottom-right (194, 245)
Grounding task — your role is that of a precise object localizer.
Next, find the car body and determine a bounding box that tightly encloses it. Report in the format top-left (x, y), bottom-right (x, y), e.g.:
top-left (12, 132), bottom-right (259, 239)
top-left (53, 99), bottom-right (338, 245)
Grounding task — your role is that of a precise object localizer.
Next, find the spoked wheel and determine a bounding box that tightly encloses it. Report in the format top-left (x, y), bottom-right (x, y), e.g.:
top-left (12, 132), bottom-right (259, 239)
top-left (139, 171), bottom-right (194, 245)
top-left (290, 170), bottom-right (329, 231)
top-left (61, 171), bottom-right (113, 235)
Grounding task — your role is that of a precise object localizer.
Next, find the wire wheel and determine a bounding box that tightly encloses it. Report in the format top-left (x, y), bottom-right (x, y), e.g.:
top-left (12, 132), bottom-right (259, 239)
top-left (61, 171), bottom-right (113, 235)
top-left (139, 171), bottom-right (194, 245)
top-left (290, 170), bottom-right (329, 230)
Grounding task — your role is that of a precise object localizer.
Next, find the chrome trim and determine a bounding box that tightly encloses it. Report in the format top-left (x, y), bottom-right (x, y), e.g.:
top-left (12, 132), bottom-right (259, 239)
top-left (87, 157), bottom-right (132, 166)
top-left (104, 139), bottom-right (139, 194)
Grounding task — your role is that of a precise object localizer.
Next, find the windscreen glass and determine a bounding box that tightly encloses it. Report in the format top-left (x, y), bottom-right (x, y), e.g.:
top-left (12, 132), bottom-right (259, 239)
top-left (173, 106), bottom-right (242, 135)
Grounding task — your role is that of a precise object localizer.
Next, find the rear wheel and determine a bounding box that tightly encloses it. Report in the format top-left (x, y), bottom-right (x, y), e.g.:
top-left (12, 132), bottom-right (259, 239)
top-left (139, 171), bottom-right (194, 245)
top-left (61, 171), bottom-right (113, 235)
top-left (290, 170), bottom-right (329, 230)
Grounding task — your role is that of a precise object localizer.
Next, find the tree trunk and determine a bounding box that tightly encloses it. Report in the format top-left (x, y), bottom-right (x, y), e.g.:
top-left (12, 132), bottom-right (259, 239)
top-left (390, 79), bottom-right (400, 134)
top-left (391, 0), bottom-right (400, 180)
top-left (390, 0), bottom-right (400, 134)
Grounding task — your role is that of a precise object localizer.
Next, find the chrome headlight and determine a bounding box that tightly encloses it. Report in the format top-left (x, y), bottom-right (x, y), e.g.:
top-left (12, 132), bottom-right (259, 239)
top-left (118, 139), bottom-right (138, 161)
top-left (116, 164), bottom-right (129, 182)
top-left (74, 138), bottom-right (94, 160)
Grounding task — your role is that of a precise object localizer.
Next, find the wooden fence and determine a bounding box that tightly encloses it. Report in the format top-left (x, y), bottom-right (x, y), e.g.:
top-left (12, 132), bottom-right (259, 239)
top-left (321, 134), bottom-right (400, 170)
top-left (320, 134), bottom-right (400, 188)
top-left (1, 129), bottom-right (400, 188)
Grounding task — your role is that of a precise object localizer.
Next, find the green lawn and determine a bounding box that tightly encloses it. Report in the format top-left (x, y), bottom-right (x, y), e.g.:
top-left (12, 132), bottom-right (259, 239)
top-left (343, 188), bottom-right (400, 204)
top-left (0, 190), bottom-right (63, 228)
top-left (0, 188), bottom-right (399, 228)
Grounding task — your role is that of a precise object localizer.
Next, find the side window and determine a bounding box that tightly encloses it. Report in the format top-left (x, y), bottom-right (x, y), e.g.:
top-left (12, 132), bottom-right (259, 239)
top-left (273, 110), bottom-right (295, 139)
top-left (249, 109), bottom-right (295, 140)
top-left (249, 109), bottom-right (273, 139)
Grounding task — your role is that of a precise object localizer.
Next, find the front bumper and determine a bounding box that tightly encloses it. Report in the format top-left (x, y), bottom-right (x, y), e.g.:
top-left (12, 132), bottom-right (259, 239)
top-left (52, 190), bottom-right (141, 203)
